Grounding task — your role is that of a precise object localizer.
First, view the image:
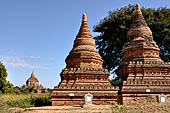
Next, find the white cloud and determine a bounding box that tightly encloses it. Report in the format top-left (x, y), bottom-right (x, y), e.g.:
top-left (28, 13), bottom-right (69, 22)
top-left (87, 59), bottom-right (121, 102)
top-left (0, 56), bottom-right (47, 69)
top-left (25, 56), bottom-right (40, 59)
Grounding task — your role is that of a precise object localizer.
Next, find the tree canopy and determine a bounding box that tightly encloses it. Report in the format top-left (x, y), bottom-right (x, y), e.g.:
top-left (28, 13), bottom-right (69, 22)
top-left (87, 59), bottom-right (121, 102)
top-left (0, 62), bottom-right (13, 93)
top-left (94, 5), bottom-right (170, 72)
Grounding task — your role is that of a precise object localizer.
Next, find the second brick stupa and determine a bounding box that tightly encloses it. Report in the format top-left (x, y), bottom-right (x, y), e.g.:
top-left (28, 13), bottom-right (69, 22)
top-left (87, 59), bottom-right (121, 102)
top-left (117, 4), bottom-right (170, 104)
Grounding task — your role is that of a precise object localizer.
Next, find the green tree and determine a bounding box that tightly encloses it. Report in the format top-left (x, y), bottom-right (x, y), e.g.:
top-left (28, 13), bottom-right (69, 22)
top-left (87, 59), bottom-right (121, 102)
top-left (94, 5), bottom-right (170, 72)
top-left (0, 62), bottom-right (13, 93)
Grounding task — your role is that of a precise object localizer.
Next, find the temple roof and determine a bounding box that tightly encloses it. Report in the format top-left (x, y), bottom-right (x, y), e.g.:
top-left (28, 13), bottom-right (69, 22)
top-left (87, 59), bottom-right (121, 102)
top-left (27, 71), bottom-right (39, 82)
top-left (65, 13), bottom-right (103, 68)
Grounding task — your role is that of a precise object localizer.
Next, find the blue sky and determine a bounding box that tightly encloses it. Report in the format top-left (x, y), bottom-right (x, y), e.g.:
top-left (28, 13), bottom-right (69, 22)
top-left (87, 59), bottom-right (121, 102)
top-left (0, 0), bottom-right (170, 88)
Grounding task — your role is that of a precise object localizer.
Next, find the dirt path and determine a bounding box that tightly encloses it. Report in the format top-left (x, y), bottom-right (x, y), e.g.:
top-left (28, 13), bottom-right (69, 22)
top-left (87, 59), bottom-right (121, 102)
top-left (23, 105), bottom-right (112, 113)
top-left (9, 102), bottom-right (170, 113)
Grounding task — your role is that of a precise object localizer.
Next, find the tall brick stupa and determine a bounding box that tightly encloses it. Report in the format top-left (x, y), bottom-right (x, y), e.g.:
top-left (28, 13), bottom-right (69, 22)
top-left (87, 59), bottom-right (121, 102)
top-left (117, 4), bottom-right (170, 104)
top-left (51, 13), bottom-right (118, 106)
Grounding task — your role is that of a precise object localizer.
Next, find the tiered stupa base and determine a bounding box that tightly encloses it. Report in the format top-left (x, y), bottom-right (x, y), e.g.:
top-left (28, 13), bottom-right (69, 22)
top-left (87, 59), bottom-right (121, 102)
top-left (121, 83), bottom-right (170, 104)
top-left (51, 68), bottom-right (119, 106)
top-left (119, 62), bottom-right (170, 104)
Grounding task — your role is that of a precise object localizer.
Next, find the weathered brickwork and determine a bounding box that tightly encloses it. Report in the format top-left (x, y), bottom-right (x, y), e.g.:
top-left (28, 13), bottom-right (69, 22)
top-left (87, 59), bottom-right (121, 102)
top-left (51, 13), bottom-right (118, 106)
top-left (117, 4), bottom-right (170, 104)
top-left (52, 4), bottom-right (170, 106)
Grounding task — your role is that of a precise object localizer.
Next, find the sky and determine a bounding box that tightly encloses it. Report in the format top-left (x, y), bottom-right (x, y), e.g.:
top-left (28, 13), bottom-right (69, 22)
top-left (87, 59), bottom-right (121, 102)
top-left (0, 0), bottom-right (170, 88)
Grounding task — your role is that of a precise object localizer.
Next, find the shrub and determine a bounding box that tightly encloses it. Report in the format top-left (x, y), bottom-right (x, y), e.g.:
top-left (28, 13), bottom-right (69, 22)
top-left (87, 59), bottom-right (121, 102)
top-left (31, 94), bottom-right (51, 106)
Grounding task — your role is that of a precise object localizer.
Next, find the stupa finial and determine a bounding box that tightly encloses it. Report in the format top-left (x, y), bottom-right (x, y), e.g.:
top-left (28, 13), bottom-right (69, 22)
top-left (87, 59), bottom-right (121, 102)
top-left (136, 4), bottom-right (140, 11)
top-left (136, 4), bottom-right (142, 14)
top-left (82, 13), bottom-right (87, 22)
top-left (31, 71), bottom-right (35, 78)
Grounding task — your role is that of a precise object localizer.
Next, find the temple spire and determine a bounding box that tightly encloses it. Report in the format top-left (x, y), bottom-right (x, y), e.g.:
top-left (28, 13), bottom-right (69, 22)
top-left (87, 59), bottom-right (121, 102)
top-left (31, 71), bottom-right (35, 78)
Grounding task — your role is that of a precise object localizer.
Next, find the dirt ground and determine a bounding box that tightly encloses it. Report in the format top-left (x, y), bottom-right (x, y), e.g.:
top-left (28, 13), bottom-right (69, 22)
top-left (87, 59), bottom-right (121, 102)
top-left (7, 102), bottom-right (170, 113)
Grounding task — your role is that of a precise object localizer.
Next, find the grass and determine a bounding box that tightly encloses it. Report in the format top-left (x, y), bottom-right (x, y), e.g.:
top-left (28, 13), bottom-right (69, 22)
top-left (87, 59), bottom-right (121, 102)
top-left (0, 94), bottom-right (32, 108)
top-left (111, 104), bottom-right (127, 113)
top-left (110, 102), bottom-right (170, 113)
top-left (0, 93), bottom-right (51, 109)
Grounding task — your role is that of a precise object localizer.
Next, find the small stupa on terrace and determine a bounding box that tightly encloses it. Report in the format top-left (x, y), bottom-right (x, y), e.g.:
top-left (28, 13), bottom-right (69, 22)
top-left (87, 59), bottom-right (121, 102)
top-left (117, 4), bottom-right (170, 104)
top-left (51, 13), bottom-right (118, 106)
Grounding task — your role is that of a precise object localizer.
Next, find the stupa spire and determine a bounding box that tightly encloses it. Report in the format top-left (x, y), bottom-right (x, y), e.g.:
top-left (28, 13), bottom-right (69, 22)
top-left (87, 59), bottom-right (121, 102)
top-left (75, 13), bottom-right (93, 40)
top-left (65, 13), bottom-right (103, 68)
top-left (82, 13), bottom-right (87, 23)
top-left (122, 4), bottom-right (161, 63)
top-left (127, 4), bottom-right (152, 41)
top-left (31, 71), bottom-right (35, 78)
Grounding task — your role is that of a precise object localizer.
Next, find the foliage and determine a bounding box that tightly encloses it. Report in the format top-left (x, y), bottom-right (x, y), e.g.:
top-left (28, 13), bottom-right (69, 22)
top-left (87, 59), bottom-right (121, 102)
top-left (111, 104), bottom-right (127, 113)
top-left (94, 5), bottom-right (170, 72)
top-left (47, 88), bottom-right (53, 93)
top-left (109, 77), bottom-right (121, 86)
top-left (0, 93), bottom-right (51, 109)
top-left (0, 94), bottom-right (32, 108)
top-left (0, 62), bottom-right (13, 93)
top-left (13, 86), bottom-right (36, 94)
top-left (31, 93), bottom-right (51, 106)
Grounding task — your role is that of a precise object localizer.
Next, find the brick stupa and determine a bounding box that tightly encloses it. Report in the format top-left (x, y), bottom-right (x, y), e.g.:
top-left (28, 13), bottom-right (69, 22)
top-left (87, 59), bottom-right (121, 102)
top-left (117, 4), bottom-right (170, 104)
top-left (51, 13), bottom-right (118, 106)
